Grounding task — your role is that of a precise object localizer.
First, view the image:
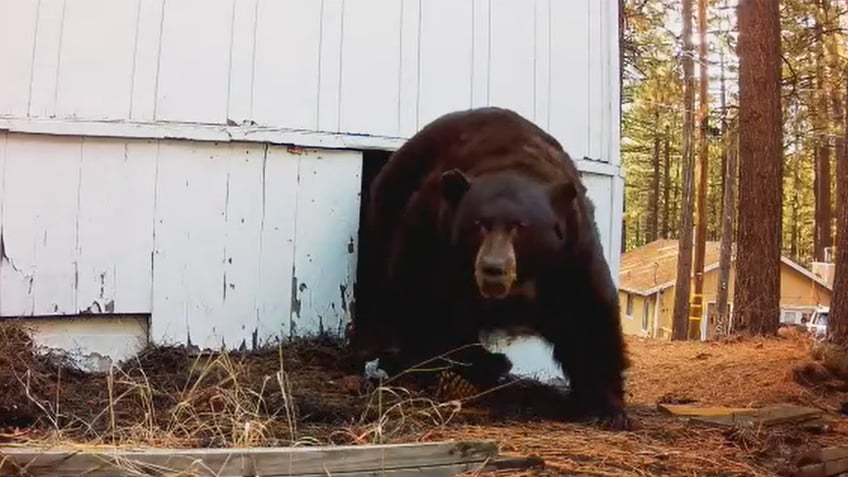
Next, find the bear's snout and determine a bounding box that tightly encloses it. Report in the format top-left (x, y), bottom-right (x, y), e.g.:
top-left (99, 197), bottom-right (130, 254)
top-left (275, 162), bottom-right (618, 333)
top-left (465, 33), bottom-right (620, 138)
top-left (474, 235), bottom-right (518, 300)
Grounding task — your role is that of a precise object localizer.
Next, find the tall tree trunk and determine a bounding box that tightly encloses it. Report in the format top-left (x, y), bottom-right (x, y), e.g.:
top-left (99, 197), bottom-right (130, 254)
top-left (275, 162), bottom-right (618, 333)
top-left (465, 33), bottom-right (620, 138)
top-left (791, 133), bottom-right (801, 260)
top-left (719, 50), bottom-right (728, 211)
top-left (671, 0), bottom-right (697, 341)
top-left (827, 1), bottom-right (848, 346)
top-left (814, 10), bottom-right (832, 262)
top-left (715, 127), bottom-right (738, 338)
top-left (732, 0), bottom-right (783, 336)
top-left (662, 127), bottom-right (672, 239)
top-left (649, 111), bottom-right (662, 243)
top-left (690, 0), bottom-right (711, 340)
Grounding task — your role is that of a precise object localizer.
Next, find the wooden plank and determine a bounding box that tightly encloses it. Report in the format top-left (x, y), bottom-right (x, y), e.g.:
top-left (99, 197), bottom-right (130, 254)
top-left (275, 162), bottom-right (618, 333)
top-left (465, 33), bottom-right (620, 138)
top-left (226, 0), bottom-right (258, 124)
top-left (397, 0), bottom-right (421, 137)
top-left (150, 140), bottom-right (229, 348)
top-left (488, 0), bottom-right (536, 121)
top-left (254, 145), bottom-right (299, 345)
top-left (548, 0), bottom-right (590, 159)
top-left (657, 404), bottom-right (756, 418)
top-left (316, 0), bottom-right (345, 133)
top-left (417, 0), bottom-right (472, 128)
top-left (219, 143), bottom-right (266, 350)
top-left (533, 0), bottom-right (552, 131)
top-left (796, 458), bottom-right (848, 477)
top-left (338, 0), bottom-right (402, 137)
top-left (0, 440), bottom-right (499, 477)
top-left (690, 404), bottom-right (823, 427)
top-left (0, 134), bottom-right (82, 316)
top-left (155, 0), bottom-right (232, 123)
top-left (128, 0), bottom-right (165, 121)
top-left (470, 0), bottom-right (490, 109)
top-left (289, 148), bottom-right (362, 338)
top-left (252, 0), bottom-right (323, 131)
top-left (27, 0), bottom-right (66, 118)
top-left (54, 0), bottom-right (138, 120)
top-left (0, 0), bottom-right (39, 117)
top-left (76, 138), bottom-right (157, 314)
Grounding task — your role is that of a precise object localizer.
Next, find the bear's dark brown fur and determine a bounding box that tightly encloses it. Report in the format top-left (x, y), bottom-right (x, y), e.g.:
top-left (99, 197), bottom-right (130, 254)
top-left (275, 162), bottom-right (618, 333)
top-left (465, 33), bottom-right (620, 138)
top-left (350, 107), bottom-right (631, 430)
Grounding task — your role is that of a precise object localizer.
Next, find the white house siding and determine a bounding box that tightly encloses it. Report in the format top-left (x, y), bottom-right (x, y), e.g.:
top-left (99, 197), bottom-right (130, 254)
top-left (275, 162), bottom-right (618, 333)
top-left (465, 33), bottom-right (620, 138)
top-left (0, 0), bottom-right (618, 167)
top-left (0, 0), bottom-right (622, 377)
top-left (0, 132), bottom-right (361, 356)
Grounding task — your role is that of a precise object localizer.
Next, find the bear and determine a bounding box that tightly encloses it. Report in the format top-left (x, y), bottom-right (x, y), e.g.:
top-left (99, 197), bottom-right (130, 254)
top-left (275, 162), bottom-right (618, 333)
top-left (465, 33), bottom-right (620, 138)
top-left (348, 106), bottom-right (632, 430)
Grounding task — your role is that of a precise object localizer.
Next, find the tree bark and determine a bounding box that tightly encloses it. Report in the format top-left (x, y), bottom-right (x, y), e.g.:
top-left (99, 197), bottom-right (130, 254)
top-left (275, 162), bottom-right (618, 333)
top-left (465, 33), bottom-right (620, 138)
top-left (662, 127), bottom-right (671, 239)
top-left (690, 0), bottom-right (710, 340)
top-left (732, 0), bottom-right (783, 336)
top-left (671, 0), bottom-right (697, 341)
top-left (813, 9), bottom-right (832, 262)
top-left (828, 0), bottom-right (848, 346)
top-left (715, 128), bottom-right (738, 338)
top-left (649, 111), bottom-right (661, 243)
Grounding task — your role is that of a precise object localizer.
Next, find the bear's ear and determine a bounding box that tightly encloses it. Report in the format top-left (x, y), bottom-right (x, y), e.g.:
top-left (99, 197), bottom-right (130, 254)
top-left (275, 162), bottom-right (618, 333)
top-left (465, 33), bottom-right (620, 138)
top-left (440, 169), bottom-right (471, 207)
top-left (548, 180), bottom-right (578, 205)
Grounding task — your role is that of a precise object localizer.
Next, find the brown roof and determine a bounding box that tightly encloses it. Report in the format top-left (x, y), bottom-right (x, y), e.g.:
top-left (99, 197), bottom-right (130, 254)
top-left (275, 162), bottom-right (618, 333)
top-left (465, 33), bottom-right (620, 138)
top-left (619, 239), bottom-right (731, 295)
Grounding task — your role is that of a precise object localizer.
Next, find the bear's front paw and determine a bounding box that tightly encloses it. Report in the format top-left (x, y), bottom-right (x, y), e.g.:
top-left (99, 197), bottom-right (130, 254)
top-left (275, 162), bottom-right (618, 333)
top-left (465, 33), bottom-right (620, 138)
top-left (588, 409), bottom-right (640, 432)
top-left (564, 394), bottom-right (639, 432)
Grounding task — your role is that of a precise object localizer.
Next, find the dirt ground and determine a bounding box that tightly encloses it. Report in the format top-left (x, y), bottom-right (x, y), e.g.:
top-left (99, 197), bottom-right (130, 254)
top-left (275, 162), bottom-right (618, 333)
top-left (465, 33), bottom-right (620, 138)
top-left (0, 322), bottom-right (846, 477)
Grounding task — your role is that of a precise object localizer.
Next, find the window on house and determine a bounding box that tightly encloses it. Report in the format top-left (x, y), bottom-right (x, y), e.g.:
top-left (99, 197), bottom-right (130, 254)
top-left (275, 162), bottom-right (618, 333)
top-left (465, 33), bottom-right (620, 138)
top-left (625, 293), bottom-right (633, 317)
top-left (642, 299), bottom-right (650, 331)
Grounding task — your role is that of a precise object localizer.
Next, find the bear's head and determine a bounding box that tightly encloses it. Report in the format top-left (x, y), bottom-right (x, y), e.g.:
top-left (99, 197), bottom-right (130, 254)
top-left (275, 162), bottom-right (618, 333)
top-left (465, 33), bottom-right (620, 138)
top-left (439, 168), bottom-right (579, 300)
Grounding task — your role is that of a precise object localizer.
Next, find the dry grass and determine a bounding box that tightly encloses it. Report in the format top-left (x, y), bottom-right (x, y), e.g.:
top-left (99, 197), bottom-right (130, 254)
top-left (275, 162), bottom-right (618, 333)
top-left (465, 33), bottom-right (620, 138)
top-left (0, 321), bottom-right (847, 477)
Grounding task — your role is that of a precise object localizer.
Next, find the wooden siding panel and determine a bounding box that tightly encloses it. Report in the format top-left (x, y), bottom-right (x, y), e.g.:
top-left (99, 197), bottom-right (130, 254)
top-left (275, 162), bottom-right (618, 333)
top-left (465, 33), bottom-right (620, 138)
top-left (470, 0), bottom-right (490, 109)
top-left (548, 0), bottom-right (590, 160)
top-left (397, 0), bottom-right (421, 137)
top-left (225, 0), bottom-right (258, 124)
top-left (255, 145), bottom-right (299, 343)
top-left (55, 0), bottom-right (138, 120)
top-left (150, 140), bottom-right (230, 347)
top-left (27, 0), bottom-right (65, 119)
top-left (0, 0), bottom-right (39, 117)
top-left (252, 0), bottom-right (323, 130)
top-left (488, 0), bottom-right (535, 121)
top-left (289, 149), bottom-right (361, 337)
top-left (128, 0), bottom-right (165, 121)
top-left (76, 138), bottom-right (156, 315)
top-left (155, 0), bottom-right (233, 123)
top-left (0, 134), bottom-right (81, 315)
top-left (417, 0), bottom-right (472, 129)
top-left (338, 0), bottom-right (402, 136)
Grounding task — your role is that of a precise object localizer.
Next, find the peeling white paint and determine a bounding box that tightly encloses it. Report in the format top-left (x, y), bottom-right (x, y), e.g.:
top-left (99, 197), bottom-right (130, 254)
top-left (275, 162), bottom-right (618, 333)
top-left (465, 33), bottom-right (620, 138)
top-left (20, 315), bottom-right (149, 373)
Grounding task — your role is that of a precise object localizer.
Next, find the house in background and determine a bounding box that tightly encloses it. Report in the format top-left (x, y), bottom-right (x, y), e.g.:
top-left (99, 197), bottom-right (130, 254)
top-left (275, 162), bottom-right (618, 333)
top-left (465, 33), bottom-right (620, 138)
top-left (618, 239), bottom-right (833, 340)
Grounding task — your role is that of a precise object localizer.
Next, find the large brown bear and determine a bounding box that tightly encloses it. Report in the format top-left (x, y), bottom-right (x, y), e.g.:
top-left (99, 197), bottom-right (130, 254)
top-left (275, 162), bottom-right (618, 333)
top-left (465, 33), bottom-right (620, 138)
top-left (350, 107), bottom-right (631, 430)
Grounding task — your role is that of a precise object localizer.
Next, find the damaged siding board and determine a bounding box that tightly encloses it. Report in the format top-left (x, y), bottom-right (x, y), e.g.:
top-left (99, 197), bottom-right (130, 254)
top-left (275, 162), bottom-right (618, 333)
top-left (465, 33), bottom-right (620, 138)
top-left (289, 149), bottom-right (361, 338)
top-left (150, 141), bottom-right (230, 347)
top-left (76, 138), bottom-right (156, 315)
top-left (154, 0), bottom-right (233, 124)
top-left (219, 143), bottom-right (267, 349)
top-left (0, 134), bottom-right (82, 316)
top-left (254, 145), bottom-right (300, 344)
top-left (54, 0), bottom-right (138, 120)
top-left (0, 0), bottom-right (39, 117)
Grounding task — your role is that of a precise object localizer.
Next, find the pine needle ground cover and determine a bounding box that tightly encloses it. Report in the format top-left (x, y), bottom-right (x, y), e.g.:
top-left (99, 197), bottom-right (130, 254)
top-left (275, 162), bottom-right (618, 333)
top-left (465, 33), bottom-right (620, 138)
top-left (0, 322), bottom-right (845, 477)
